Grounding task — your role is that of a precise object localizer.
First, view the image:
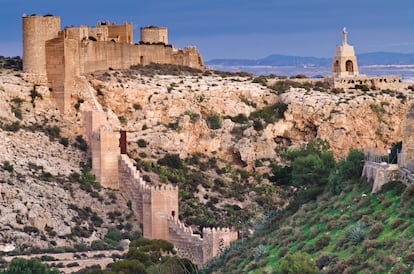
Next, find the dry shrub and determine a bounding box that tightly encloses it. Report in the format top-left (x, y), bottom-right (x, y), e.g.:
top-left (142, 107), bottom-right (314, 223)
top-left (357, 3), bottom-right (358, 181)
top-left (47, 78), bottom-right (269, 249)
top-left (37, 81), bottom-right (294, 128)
top-left (296, 242), bottom-right (305, 251)
top-left (315, 235), bottom-right (331, 251)
top-left (334, 237), bottom-right (348, 251)
top-left (278, 247), bottom-right (289, 258)
top-left (278, 226), bottom-right (293, 237)
top-left (326, 220), bottom-right (339, 230)
top-left (373, 211), bottom-right (387, 221)
top-left (316, 253), bottom-right (336, 270)
top-left (351, 210), bottom-right (362, 221)
top-left (362, 239), bottom-right (381, 251)
top-left (404, 253), bottom-right (414, 263)
top-left (327, 259), bottom-right (347, 274)
top-left (378, 250), bottom-right (397, 266)
top-left (368, 222), bottom-right (384, 239)
top-left (309, 227), bottom-right (321, 238)
top-left (390, 218), bottom-right (404, 229)
top-left (392, 262), bottom-right (408, 274)
top-left (304, 243), bottom-right (315, 253)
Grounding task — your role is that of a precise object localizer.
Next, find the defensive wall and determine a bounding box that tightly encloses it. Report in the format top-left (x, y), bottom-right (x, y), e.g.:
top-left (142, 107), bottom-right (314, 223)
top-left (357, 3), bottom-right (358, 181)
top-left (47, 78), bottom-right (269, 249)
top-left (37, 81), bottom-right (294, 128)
top-left (328, 75), bottom-right (411, 90)
top-left (85, 111), bottom-right (237, 266)
top-left (22, 14), bottom-right (205, 113)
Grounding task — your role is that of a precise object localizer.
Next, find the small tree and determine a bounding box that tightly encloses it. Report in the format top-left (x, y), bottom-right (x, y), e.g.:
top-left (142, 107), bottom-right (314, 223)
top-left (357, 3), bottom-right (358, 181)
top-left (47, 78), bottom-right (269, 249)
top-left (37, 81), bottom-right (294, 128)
top-left (1, 258), bottom-right (59, 274)
top-left (328, 149), bottom-right (364, 194)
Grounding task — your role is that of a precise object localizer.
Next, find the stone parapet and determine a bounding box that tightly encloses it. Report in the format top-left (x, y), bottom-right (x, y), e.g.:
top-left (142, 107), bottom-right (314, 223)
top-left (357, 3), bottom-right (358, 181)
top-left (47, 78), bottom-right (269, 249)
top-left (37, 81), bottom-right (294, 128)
top-left (168, 216), bottom-right (204, 266)
top-left (362, 161), bottom-right (400, 193)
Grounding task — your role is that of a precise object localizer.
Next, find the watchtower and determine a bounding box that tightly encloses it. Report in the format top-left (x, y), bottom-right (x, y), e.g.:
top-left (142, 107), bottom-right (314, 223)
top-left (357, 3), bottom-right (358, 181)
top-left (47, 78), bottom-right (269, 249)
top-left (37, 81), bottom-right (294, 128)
top-left (140, 26), bottom-right (168, 44)
top-left (22, 14), bottom-right (60, 78)
top-left (332, 28), bottom-right (359, 77)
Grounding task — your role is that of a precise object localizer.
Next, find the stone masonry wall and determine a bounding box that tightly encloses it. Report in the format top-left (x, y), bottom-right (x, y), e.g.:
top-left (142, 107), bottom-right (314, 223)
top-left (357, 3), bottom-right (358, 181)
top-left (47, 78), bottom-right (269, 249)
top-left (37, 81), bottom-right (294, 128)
top-left (202, 227), bottom-right (238, 261)
top-left (168, 217), bottom-right (204, 266)
top-left (362, 161), bottom-right (400, 193)
top-left (330, 75), bottom-right (410, 90)
top-left (117, 152), bottom-right (237, 267)
top-left (84, 111), bottom-right (120, 189)
top-left (118, 154), bottom-right (149, 221)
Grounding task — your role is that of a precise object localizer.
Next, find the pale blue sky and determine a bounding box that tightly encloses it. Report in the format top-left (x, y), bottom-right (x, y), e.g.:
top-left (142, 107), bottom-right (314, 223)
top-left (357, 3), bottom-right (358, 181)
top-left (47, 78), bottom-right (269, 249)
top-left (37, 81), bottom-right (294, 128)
top-left (1, 0), bottom-right (413, 60)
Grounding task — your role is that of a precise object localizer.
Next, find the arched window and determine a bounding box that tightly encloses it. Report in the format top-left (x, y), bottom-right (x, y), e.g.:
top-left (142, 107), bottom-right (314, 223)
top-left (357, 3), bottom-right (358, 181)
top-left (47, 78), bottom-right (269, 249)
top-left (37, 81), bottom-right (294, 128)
top-left (345, 60), bottom-right (354, 73)
top-left (333, 60), bottom-right (339, 73)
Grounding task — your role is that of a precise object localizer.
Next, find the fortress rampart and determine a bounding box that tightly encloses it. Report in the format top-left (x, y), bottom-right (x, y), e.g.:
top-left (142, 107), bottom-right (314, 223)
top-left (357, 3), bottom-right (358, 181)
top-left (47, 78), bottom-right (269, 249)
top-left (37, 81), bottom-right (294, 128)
top-left (328, 75), bottom-right (410, 90)
top-left (22, 14), bottom-right (205, 113)
top-left (107, 135), bottom-right (237, 267)
top-left (118, 151), bottom-right (237, 266)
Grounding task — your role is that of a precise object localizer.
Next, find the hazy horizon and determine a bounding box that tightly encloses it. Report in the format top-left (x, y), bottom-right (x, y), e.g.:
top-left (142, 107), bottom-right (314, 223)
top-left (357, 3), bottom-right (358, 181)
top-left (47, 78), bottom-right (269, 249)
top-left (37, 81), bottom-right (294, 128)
top-left (1, 1), bottom-right (413, 60)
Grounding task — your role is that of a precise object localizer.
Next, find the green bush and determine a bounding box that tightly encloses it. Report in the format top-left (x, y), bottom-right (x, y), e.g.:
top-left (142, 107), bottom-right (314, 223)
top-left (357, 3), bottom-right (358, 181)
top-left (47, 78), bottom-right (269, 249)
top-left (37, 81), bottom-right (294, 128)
top-left (137, 139), bottom-right (147, 148)
top-left (74, 135), bottom-right (88, 151)
top-left (157, 153), bottom-right (184, 169)
top-left (277, 252), bottom-right (319, 274)
top-left (230, 113), bottom-right (249, 124)
top-left (1, 258), bottom-right (59, 274)
top-left (1, 161), bottom-right (14, 172)
top-left (249, 102), bottom-right (288, 124)
top-left (133, 103), bottom-right (142, 110)
top-left (206, 113), bottom-right (223, 129)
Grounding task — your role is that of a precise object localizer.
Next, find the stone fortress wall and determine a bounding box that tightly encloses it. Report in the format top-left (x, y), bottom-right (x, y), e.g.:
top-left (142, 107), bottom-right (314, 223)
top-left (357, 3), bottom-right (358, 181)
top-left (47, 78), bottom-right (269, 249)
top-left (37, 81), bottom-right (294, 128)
top-left (85, 111), bottom-right (237, 267)
top-left (22, 14), bottom-right (205, 113)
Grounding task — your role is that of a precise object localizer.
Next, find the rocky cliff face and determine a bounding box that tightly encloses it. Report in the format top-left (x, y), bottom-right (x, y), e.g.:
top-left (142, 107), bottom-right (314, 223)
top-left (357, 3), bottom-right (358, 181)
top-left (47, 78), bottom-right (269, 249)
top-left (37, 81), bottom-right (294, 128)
top-left (0, 70), bottom-right (135, 251)
top-left (0, 67), bottom-right (411, 250)
top-left (85, 70), bottom-right (410, 166)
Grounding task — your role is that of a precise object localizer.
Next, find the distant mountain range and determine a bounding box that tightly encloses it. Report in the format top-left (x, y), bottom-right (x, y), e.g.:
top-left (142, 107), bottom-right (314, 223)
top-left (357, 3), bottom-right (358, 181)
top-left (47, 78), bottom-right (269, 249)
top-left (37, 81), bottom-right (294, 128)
top-left (206, 52), bottom-right (414, 67)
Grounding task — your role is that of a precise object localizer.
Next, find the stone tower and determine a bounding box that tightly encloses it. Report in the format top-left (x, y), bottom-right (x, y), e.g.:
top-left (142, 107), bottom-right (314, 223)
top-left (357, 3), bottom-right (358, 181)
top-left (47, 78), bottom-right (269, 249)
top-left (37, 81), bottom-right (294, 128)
top-left (332, 27), bottom-right (359, 77)
top-left (22, 14), bottom-right (60, 80)
top-left (140, 26), bottom-right (168, 44)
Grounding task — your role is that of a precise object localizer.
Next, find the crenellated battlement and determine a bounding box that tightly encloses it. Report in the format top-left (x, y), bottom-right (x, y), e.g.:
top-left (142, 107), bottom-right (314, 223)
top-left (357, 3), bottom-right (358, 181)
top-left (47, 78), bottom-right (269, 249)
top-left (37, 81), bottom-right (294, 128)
top-left (84, 111), bottom-right (235, 266)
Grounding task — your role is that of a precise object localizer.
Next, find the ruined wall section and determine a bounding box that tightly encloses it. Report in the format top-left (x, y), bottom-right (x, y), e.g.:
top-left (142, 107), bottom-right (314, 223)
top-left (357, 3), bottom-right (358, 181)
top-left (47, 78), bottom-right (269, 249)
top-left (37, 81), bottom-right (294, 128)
top-left (22, 14), bottom-right (61, 82)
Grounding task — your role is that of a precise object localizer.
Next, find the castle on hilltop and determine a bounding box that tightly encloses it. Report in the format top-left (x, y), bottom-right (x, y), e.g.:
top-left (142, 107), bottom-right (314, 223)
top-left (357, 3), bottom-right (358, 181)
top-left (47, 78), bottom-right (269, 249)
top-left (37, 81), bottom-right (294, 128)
top-left (22, 14), bottom-right (205, 113)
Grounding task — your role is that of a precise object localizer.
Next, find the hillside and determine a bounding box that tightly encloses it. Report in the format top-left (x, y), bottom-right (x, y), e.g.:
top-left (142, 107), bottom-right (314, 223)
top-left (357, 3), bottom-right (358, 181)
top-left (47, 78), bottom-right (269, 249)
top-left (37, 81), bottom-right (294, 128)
top-left (202, 170), bottom-right (414, 273)
top-left (0, 63), bottom-right (413, 271)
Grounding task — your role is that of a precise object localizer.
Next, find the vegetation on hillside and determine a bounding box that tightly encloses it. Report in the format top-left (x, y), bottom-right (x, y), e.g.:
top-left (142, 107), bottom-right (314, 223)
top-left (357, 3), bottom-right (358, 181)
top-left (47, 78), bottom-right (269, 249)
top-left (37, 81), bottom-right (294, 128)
top-left (135, 152), bottom-right (277, 233)
top-left (201, 146), bottom-right (414, 273)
